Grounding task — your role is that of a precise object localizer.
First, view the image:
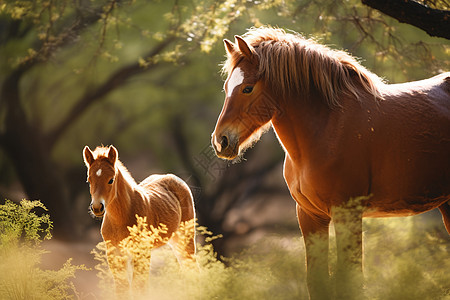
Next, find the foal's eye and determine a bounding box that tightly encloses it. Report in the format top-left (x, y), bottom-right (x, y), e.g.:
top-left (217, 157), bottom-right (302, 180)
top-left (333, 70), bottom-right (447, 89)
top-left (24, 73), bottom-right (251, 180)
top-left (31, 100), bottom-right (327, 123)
top-left (108, 178), bottom-right (114, 185)
top-left (242, 86), bottom-right (254, 94)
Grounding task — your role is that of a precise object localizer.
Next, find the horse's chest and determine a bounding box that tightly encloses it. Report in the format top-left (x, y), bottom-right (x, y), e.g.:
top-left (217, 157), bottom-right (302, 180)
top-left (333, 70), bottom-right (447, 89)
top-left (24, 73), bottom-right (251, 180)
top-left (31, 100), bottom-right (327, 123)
top-left (283, 156), bottom-right (331, 216)
top-left (101, 216), bottom-right (131, 245)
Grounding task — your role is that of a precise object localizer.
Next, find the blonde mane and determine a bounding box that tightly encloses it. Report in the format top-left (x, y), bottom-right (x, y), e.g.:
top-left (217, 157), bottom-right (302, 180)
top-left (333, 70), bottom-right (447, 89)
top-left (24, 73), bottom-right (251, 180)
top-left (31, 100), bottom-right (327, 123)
top-left (92, 146), bottom-right (137, 187)
top-left (223, 27), bottom-right (384, 107)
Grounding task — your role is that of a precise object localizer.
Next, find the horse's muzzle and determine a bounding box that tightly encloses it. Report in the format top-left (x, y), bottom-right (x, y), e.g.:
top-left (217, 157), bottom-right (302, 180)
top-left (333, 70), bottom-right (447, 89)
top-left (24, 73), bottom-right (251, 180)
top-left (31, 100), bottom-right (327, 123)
top-left (90, 201), bottom-right (105, 218)
top-left (212, 133), bottom-right (239, 160)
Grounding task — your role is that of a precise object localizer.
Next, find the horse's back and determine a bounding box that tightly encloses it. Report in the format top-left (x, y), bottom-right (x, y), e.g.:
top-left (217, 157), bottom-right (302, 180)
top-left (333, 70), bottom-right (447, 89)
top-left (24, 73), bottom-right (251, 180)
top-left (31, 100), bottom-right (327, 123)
top-left (366, 73), bottom-right (450, 215)
top-left (140, 174), bottom-right (195, 222)
top-left (377, 72), bottom-right (450, 163)
top-left (381, 72), bottom-right (450, 107)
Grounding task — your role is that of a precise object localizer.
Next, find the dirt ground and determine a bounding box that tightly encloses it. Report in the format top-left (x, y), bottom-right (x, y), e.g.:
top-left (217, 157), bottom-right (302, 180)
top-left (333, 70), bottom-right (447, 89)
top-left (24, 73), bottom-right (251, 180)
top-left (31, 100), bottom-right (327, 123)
top-left (41, 230), bottom-right (103, 300)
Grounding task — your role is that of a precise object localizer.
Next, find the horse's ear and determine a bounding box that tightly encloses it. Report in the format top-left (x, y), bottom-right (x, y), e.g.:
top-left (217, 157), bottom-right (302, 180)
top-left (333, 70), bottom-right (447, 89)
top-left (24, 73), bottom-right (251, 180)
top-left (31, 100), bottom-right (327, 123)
top-left (107, 145), bottom-right (118, 166)
top-left (83, 146), bottom-right (94, 167)
top-left (235, 35), bottom-right (256, 63)
top-left (224, 39), bottom-right (235, 56)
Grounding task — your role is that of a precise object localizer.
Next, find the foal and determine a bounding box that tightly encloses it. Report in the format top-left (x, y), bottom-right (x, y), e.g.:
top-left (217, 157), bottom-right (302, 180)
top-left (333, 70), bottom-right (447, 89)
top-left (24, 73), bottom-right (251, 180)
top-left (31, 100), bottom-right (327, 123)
top-left (83, 145), bottom-right (196, 294)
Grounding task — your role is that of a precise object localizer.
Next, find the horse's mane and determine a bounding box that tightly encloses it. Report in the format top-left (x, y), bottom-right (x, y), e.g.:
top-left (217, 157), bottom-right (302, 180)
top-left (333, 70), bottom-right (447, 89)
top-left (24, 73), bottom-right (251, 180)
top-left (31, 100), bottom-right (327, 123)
top-left (222, 27), bottom-right (384, 107)
top-left (92, 147), bottom-right (137, 187)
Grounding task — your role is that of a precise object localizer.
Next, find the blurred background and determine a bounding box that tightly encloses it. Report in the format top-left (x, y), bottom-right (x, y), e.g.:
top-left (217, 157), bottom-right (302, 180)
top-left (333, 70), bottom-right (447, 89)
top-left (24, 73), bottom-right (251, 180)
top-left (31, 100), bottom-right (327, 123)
top-left (0, 1), bottom-right (449, 291)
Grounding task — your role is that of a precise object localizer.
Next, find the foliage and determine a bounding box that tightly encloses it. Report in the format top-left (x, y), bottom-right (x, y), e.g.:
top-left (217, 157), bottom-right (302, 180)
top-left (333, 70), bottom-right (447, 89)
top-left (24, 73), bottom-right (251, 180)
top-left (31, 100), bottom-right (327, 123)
top-left (92, 212), bottom-right (450, 300)
top-left (0, 0), bottom-right (448, 247)
top-left (0, 199), bottom-right (52, 245)
top-left (0, 200), bottom-right (86, 300)
top-left (259, 0), bottom-right (449, 81)
top-left (364, 217), bottom-right (450, 300)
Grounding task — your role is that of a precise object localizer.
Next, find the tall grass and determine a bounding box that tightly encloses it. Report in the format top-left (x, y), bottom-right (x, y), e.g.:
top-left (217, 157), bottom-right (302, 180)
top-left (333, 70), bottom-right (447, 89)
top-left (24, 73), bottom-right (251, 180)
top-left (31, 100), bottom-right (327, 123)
top-left (92, 214), bottom-right (450, 300)
top-left (364, 217), bottom-right (450, 300)
top-left (92, 220), bottom-right (308, 300)
top-left (1, 199), bottom-right (448, 299)
top-left (0, 200), bottom-right (85, 300)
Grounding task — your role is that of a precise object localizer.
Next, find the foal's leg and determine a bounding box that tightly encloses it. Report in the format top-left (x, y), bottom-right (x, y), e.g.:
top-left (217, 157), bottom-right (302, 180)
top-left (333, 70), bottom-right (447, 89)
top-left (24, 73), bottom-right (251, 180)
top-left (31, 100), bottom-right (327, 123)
top-left (332, 199), bottom-right (364, 300)
top-left (297, 204), bottom-right (332, 299)
top-left (106, 245), bottom-right (130, 298)
top-left (438, 201), bottom-right (450, 234)
top-left (169, 224), bottom-right (197, 267)
top-left (131, 251), bottom-right (151, 296)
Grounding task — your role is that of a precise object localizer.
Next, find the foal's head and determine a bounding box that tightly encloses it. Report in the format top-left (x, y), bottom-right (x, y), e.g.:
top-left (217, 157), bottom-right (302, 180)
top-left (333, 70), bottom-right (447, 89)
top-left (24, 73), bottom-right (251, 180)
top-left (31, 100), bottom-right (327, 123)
top-left (83, 145), bottom-right (118, 218)
top-left (212, 36), bottom-right (273, 160)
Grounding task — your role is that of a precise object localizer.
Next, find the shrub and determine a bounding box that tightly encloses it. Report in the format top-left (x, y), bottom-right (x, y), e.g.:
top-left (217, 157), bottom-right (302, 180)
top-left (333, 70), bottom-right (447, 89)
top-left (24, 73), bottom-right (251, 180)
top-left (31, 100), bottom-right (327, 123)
top-left (93, 212), bottom-right (450, 300)
top-left (0, 200), bottom-right (85, 300)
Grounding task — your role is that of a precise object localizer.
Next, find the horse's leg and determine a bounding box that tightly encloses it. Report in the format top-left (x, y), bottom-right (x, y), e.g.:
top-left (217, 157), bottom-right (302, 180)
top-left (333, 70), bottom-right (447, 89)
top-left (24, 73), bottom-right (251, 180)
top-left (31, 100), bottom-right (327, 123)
top-left (169, 224), bottom-right (197, 267)
top-left (106, 245), bottom-right (130, 298)
top-left (332, 199), bottom-right (364, 300)
top-left (131, 251), bottom-right (151, 296)
top-left (297, 204), bottom-right (332, 299)
top-left (438, 201), bottom-right (450, 234)
top-left (182, 230), bottom-right (197, 262)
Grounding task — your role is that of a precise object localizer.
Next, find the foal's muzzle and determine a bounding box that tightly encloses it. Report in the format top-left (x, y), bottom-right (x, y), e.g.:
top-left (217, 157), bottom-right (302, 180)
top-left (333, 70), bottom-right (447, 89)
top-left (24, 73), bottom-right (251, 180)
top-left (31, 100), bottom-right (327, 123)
top-left (90, 201), bottom-right (105, 218)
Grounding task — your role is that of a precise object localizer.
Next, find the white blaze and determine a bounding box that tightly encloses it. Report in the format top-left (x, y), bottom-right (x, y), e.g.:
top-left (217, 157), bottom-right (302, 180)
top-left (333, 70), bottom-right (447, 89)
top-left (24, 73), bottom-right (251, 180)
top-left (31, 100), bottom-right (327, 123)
top-left (96, 169), bottom-right (102, 177)
top-left (226, 67), bottom-right (244, 97)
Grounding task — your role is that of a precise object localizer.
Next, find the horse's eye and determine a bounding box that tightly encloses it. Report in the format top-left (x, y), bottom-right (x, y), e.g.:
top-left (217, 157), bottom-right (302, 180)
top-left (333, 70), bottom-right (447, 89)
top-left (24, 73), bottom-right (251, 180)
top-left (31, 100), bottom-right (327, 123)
top-left (108, 178), bottom-right (114, 185)
top-left (242, 86), bottom-right (254, 94)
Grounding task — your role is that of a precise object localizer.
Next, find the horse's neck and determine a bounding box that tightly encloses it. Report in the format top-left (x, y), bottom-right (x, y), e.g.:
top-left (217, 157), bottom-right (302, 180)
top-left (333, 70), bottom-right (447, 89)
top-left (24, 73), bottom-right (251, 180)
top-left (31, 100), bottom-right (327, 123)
top-left (271, 90), bottom-right (339, 165)
top-left (106, 169), bottom-right (135, 224)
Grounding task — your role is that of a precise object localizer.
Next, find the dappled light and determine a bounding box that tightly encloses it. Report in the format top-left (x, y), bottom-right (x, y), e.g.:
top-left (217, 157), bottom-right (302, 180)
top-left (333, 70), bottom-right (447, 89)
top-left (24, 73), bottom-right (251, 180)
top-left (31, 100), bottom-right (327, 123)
top-left (0, 1), bottom-right (448, 299)
top-left (1, 200), bottom-right (449, 299)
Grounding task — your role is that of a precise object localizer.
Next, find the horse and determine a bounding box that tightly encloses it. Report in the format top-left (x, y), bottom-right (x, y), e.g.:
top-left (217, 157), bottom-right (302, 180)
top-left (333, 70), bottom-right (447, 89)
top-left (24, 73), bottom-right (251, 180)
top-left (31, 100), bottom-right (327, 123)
top-left (83, 145), bottom-right (196, 295)
top-left (211, 27), bottom-right (450, 299)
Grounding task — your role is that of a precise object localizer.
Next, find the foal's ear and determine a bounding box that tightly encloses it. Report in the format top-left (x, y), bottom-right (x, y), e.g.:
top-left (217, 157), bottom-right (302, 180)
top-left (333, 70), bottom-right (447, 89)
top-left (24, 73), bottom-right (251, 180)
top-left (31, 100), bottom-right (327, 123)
top-left (83, 146), bottom-right (94, 167)
top-left (224, 39), bottom-right (235, 56)
top-left (107, 145), bottom-right (118, 166)
top-left (235, 35), bottom-right (257, 63)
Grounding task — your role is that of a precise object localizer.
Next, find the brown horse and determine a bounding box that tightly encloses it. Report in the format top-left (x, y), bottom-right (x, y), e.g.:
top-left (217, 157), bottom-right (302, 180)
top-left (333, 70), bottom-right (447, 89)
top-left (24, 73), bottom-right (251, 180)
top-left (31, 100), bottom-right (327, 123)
top-left (83, 145), bottom-right (196, 294)
top-left (212, 27), bottom-right (450, 299)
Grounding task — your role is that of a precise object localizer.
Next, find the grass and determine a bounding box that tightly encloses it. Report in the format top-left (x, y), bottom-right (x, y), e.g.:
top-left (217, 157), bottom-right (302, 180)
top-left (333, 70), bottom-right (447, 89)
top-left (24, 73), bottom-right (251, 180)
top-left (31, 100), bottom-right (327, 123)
top-left (0, 199), bottom-right (449, 299)
top-left (92, 215), bottom-right (449, 300)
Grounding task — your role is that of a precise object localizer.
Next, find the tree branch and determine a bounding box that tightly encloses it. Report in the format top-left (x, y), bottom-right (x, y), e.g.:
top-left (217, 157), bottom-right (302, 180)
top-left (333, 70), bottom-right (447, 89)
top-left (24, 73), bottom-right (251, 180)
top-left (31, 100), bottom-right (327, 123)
top-left (46, 35), bottom-right (177, 147)
top-left (0, 4), bottom-right (105, 123)
top-left (362, 0), bottom-right (450, 39)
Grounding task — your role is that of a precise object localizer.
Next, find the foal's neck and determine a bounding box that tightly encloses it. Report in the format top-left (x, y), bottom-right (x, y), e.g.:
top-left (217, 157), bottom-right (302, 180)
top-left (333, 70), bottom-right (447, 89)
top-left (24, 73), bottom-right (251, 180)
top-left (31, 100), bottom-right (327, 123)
top-left (106, 168), bottom-right (135, 224)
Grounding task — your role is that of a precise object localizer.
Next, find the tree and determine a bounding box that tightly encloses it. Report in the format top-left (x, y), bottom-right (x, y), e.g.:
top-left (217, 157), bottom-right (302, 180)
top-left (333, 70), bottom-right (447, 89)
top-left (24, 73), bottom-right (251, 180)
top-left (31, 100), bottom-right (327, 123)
top-left (0, 0), bottom-right (447, 251)
top-left (0, 0), bottom-right (289, 239)
top-left (362, 0), bottom-right (450, 39)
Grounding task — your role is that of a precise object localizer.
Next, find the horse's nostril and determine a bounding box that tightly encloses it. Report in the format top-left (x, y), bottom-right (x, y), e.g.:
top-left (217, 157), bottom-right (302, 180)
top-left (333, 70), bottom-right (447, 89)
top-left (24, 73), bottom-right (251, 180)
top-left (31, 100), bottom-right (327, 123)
top-left (220, 135), bottom-right (229, 150)
top-left (90, 202), bottom-right (105, 215)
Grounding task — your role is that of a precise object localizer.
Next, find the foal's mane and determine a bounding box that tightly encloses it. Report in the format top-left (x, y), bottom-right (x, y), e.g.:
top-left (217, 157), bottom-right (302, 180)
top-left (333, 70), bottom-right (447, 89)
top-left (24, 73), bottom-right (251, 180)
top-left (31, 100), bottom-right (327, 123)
top-left (223, 27), bottom-right (384, 107)
top-left (91, 147), bottom-right (137, 187)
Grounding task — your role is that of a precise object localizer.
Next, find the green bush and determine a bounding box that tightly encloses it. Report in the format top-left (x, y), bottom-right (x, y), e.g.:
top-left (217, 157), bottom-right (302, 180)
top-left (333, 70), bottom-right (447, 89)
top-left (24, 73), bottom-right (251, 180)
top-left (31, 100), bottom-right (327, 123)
top-left (0, 200), bottom-right (85, 300)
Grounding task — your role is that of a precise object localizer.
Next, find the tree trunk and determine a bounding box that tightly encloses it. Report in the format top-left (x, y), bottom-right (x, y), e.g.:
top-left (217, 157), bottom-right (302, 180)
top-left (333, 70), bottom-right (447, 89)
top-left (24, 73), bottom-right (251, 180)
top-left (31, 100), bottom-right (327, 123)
top-left (1, 69), bottom-right (75, 239)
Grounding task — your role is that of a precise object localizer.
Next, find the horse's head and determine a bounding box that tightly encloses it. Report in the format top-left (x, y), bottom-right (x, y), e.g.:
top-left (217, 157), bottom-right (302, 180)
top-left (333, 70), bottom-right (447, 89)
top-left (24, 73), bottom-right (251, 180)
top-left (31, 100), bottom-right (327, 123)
top-left (212, 36), bottom-right (274, 160)
top-left (83, 145), bottom-right (118, 218)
